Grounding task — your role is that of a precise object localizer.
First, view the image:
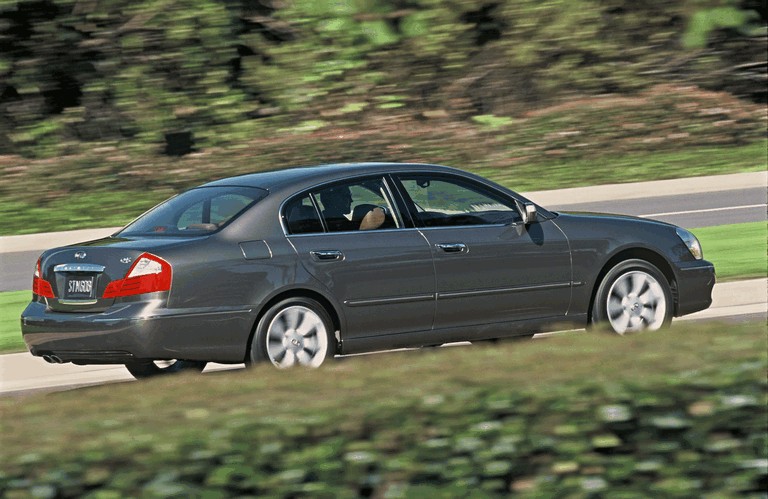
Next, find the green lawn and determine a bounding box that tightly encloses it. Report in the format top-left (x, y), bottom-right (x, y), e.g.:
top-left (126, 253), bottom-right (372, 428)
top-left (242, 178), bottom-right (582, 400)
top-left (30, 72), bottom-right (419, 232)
top-left (0, 291), bottom-right (28, 353)
top-left (1, 141), bottom-right (765, 236)
top-left (693, 222), bottom-right (767, 281)
top-left (0, 222), bottom-right (764, 354)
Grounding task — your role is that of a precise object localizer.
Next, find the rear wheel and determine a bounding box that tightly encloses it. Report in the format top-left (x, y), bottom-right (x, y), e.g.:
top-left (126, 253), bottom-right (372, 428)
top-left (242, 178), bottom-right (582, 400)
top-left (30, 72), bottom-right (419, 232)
top-left (592, 259), bottom-right (673, 335)
top-left (250, 297), bottom-right (335, 368)
top-left (125, 359), bottom-right (207, 379)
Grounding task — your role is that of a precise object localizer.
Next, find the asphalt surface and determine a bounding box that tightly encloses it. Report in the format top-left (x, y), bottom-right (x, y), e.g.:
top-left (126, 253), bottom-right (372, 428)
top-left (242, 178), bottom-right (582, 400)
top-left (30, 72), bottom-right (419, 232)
top-left (1, 172), bottom-right (766, 293)
top-left (553, 186), bottom-right (766, 228)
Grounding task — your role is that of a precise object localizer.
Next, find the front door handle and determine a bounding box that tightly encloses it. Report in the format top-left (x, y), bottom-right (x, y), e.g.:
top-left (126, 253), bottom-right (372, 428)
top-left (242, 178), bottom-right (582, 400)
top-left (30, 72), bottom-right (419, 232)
top-left (310, 250), bottom-right (344, 261)
top-left (436, 243), bottom-right (468, 253)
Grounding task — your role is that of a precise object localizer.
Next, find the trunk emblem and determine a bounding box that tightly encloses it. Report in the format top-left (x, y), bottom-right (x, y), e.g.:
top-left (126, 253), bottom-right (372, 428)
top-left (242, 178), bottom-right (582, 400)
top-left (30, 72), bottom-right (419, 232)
top-left (74, 251), bottom-right (87, 259)
top-left (120, 257), bottom-right (133, 264)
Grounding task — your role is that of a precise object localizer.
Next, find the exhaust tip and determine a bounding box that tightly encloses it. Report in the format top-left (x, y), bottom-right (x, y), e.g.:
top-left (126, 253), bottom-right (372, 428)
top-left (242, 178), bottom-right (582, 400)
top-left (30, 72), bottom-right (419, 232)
top-left (50, 355), bottom-right (63, 364)
top-left (42, 355), bottom-right (53, 363)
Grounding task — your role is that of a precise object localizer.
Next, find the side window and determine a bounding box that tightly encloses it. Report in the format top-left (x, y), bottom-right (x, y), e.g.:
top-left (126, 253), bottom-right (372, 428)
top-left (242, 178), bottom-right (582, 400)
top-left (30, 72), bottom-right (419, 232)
top-left (398, 175), bottom-right (522, 227)
top-left (314, 177), bottom-right (401, 233)
top-left (284, 194), bottom-right (323, 235)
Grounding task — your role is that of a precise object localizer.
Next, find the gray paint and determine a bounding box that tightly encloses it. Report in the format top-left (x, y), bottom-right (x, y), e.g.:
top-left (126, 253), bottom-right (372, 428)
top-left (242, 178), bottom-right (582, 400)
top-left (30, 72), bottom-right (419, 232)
top-left (21, 163), bottom-right (715, 365)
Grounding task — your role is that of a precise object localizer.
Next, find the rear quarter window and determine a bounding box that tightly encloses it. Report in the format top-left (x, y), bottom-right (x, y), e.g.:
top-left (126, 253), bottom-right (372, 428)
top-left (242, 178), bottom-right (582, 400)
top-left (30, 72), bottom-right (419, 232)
top-left (118, 186), bottom-right (268, 237)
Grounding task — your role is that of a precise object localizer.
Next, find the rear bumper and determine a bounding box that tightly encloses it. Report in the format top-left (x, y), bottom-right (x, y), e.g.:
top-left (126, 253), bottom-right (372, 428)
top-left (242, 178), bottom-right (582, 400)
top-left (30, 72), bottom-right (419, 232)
top-left (21, 300), bottom-right (254, 364)
top-left (674, 260), bottom-right (716, 317)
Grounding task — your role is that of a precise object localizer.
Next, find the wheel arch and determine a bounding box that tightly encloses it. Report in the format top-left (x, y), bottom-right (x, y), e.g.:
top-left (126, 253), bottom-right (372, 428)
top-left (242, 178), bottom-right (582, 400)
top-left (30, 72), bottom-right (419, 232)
top-left (588, 248), bottom-right (678, 322)
top-left (244, 288), bottom-right (342, 362)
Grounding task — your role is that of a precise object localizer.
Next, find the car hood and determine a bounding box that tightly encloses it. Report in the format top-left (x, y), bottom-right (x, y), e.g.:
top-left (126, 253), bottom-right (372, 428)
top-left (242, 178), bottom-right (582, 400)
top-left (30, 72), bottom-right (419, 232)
top-left (555, 211), bottom-right (676, 229)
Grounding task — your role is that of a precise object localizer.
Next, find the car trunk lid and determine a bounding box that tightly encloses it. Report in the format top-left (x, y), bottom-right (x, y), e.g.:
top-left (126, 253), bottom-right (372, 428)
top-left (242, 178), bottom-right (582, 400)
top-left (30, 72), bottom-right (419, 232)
top-left (37, 236), bottom-right (197, 312)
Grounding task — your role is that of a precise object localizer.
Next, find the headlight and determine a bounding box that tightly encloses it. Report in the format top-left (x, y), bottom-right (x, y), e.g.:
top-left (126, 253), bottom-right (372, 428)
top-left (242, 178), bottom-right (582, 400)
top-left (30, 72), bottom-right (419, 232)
top-left (676, 228), bottom-right (703, 260)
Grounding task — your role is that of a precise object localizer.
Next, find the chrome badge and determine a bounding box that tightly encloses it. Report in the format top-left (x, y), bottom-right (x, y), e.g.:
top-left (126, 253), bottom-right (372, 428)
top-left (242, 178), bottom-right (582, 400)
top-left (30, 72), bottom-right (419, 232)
top-left (120, 257), bottom-right (132, 264)
top-left (74, 251), bottom-right (87, 260)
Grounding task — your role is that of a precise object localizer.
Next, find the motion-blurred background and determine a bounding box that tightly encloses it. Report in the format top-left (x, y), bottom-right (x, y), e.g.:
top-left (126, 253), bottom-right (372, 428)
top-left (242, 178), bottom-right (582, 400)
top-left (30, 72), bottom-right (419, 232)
top-left (0, 0), bottom-right (765, 234)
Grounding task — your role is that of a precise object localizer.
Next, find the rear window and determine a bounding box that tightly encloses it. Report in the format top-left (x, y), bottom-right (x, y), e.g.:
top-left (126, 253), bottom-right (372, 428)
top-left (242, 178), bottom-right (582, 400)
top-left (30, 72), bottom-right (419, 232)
top-left (118, 186), bottom-right (268, 237)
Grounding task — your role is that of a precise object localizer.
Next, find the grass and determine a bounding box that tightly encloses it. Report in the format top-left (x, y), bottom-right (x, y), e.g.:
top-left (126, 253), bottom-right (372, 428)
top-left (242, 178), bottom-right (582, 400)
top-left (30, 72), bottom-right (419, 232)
top-left (0, 139), bottom-right (765, 236)
top-left (693, 222), bottom-right (768, 281)
top-left (1, 321), bottom-right (765, 495)
top-left (0, 222), bottom-right (764, 354)
top-left (0, 291), bottom-right (27, 353)
top-left (484, 140), bottom-right (768, 193)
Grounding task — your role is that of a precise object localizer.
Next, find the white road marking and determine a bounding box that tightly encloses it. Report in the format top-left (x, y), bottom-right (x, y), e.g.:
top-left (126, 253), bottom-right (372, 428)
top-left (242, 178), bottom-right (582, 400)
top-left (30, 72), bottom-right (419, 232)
top-left (640, 203), bottom-right (766, 218)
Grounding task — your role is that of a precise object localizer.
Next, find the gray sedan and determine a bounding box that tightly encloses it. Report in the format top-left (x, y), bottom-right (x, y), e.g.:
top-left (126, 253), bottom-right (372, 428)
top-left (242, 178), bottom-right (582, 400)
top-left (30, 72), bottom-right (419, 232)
top-left (21, 163), bottom-right (715, 378)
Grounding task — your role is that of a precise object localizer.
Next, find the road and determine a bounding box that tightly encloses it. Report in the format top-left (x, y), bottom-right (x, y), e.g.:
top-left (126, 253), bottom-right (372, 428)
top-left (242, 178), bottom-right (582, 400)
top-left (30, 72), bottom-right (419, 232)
top-left (1, 171), bottom-right (765, 293)
top-left (1, 277), bottom-right (765, 396)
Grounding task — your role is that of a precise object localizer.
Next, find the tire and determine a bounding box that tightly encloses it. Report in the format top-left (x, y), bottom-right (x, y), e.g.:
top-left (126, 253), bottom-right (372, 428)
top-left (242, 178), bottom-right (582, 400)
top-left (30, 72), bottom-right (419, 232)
top-left (591, 259), bottom-right (673, 335)
top-left (250, 297), bottom-right (335, 368)
top-left (125, 359), bottom-right (207, 379)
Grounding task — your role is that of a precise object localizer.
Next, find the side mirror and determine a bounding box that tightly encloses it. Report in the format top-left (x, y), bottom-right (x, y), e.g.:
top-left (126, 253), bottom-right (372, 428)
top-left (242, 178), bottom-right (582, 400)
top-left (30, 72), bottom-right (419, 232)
top-left (516, 200), bottom-right (537, 225)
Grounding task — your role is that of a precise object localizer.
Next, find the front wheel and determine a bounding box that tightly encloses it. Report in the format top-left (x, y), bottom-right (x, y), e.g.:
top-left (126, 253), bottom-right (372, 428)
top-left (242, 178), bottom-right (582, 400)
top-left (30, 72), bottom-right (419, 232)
top-left (591, 259), bottom-right (673, 335)
top-left (125, 359), bottom-right (207, 379)
top-left (250, 297), bottom-right (335, 368)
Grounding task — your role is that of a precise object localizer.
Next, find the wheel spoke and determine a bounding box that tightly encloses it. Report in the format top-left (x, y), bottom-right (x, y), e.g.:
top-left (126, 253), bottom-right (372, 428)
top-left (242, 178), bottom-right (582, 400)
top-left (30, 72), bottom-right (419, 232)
top-left (608, 297), bottom-right (624, 319)
top-left (630, 273), bottom-right (647, 296)
top-left (612, 276), bottom-right (630, 299)
top-left (638, 289), bottom-right (656, 306)
top-left (285, 308), bottom-right (301, 330)
top-left (267, 328), bottom-right (284, 345)
top-left (296, 349), bottom-right (314, 365)
top-left (296, 318), bottom-right (318, 337)
top-left (271, 315), bottom-right (288, 337)
top-left (278, 350), bottom-right (297, 368)
top-left (640, 306), bottom-right (656, 324)
top-left (614, 311), bottom-right (631, 333)
top-left (274, 345), bottom-right (288, 361)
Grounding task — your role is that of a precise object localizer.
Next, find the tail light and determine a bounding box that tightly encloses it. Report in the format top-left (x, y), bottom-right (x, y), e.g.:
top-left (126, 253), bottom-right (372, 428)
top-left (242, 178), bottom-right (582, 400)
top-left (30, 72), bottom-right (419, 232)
top-left (32, 258), bottom-right (55, 298)
top-left (103, 253), bottom-right (172, 298)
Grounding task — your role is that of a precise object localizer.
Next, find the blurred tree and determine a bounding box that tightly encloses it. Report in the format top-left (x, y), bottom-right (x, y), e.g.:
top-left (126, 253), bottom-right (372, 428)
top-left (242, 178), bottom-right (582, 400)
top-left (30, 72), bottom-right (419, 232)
top-left (0, 0), bottom-right (764, 158)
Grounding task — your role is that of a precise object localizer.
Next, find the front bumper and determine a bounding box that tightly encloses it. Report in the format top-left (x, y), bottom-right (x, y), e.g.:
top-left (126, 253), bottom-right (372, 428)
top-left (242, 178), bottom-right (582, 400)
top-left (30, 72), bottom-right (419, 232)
top-left (674, 260), bottom-right (716, 317)
top-left (21, 300), bottom-right (254, 364)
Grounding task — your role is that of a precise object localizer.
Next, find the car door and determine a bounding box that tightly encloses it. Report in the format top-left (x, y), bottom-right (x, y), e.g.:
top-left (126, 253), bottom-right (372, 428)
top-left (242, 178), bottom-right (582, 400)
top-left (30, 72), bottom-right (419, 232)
top-left (394, 173), bottom-right (572, 330)
top-left (283, 176), bottom-right (436, 343)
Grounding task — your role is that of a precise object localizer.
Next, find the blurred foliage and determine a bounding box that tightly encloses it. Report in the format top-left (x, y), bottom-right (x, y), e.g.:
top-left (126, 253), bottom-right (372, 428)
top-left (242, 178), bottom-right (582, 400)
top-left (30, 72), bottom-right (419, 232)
top-left (1, 322), bottom-right (766, 496)
top-left (0, 0), bottom-right (765, 158)
top-left (0, 0), bottom-right (765, 234)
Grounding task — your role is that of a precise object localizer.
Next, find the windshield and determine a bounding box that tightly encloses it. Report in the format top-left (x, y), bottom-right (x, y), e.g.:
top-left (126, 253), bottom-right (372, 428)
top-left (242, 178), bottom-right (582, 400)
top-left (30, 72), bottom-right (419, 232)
top-left (118, 186), bottom-right (268, 237)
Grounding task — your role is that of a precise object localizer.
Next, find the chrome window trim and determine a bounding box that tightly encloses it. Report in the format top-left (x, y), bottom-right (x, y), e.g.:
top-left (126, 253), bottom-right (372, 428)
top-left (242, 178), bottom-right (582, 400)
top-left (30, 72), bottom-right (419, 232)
top-left (286, 227), bottom-right (424, 238)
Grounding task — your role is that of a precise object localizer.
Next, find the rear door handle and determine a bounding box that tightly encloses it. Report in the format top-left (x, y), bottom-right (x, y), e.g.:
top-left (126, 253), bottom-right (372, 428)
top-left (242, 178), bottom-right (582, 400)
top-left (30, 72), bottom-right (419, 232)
top-left (436, 243), bottom-right (468, 253)
top-left (310, 250), bottom-right (344, 261)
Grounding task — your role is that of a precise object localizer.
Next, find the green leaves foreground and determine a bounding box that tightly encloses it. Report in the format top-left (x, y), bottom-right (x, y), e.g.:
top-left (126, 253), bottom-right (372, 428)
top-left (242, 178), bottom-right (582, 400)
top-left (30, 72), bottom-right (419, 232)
top-left (1, 323), bottom-right (766, 497)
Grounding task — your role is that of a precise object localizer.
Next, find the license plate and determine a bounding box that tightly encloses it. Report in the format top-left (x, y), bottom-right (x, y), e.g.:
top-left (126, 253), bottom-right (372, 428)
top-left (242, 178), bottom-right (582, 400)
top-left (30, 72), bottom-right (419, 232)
top-left (65, 276), bottom-right (94, 299)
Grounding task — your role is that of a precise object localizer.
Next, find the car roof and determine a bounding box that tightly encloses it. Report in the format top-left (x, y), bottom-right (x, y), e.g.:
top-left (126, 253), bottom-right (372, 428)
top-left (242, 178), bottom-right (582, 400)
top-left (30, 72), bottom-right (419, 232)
top-left (200, 162), bottom-right (465, 191)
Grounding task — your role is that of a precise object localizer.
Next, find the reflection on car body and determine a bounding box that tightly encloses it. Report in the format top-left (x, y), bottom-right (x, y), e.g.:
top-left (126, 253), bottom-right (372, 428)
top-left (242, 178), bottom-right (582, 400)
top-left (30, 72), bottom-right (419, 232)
top-left (21, 163), bottom-right (715, 378)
